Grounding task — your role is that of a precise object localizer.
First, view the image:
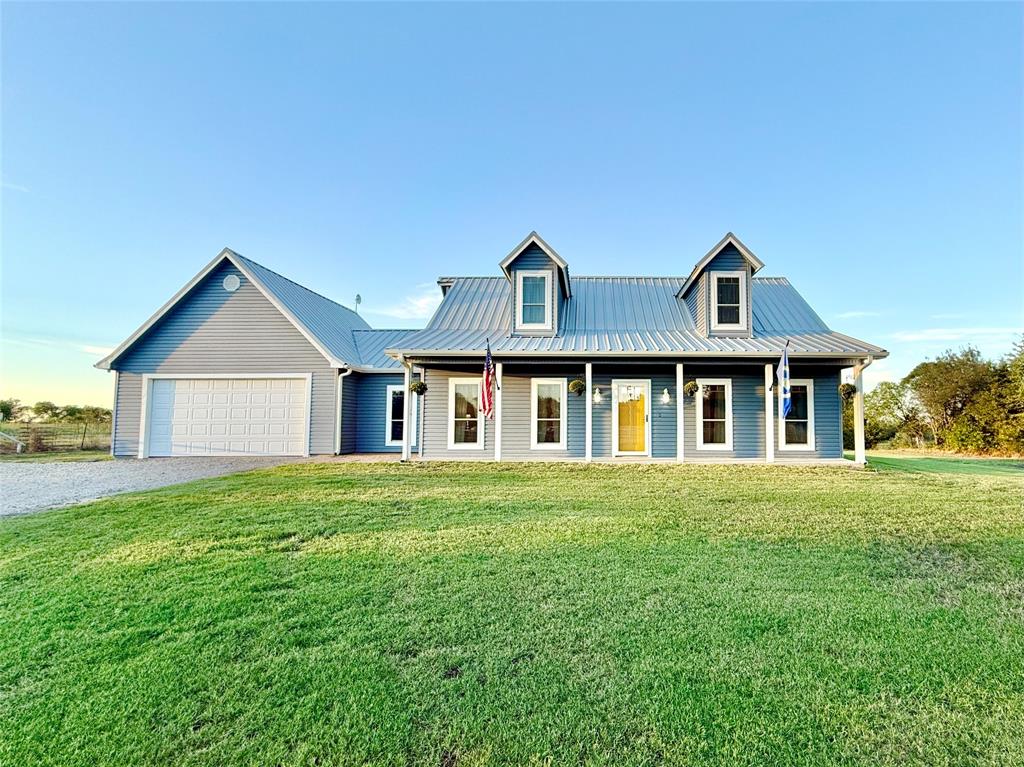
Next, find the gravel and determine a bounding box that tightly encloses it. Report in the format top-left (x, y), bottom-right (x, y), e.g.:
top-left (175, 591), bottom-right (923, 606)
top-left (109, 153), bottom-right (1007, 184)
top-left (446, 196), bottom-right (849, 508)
top-left (0, 457), bottom-right (302, 516)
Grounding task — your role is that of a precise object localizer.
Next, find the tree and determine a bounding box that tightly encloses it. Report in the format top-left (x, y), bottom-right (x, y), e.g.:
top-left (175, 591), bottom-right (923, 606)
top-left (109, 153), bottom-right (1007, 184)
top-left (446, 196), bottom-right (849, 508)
top-left (904, 347), bottom-right (993, 445)
top-left (31, 401), bottom-right (62, 421)
top-left (0, 398), bottom-right (23, 422)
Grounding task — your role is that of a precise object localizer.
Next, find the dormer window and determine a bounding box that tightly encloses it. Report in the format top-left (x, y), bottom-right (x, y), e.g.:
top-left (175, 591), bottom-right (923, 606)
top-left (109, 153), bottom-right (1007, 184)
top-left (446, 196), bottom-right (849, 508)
top-left (711, 271), bottom-right (747, 332)
top-left (516, 270), bottom-right (552, 331)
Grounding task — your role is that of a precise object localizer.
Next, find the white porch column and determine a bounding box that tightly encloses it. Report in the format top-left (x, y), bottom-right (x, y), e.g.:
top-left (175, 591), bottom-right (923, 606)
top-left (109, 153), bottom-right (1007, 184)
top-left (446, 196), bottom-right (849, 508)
top-left (853, 361), bottom-right (867, 465)
top-left (585, 362), bottom-right (593, 462)
top-left (676, 363), bottom-right (684, 463)
top-left (494, 362), bottom-right (503, 462)
top-left (764, 363), bottom-right (775, 463)
top-left (401, 360), bottom-right (412, 462)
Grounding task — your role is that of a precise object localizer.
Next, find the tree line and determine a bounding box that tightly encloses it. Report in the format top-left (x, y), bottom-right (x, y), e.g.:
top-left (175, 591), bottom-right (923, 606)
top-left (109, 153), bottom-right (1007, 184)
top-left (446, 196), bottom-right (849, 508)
top-left (0, 399), bottom-right (112, 424)
top-left (844, 338), bottom-right (1024, 455)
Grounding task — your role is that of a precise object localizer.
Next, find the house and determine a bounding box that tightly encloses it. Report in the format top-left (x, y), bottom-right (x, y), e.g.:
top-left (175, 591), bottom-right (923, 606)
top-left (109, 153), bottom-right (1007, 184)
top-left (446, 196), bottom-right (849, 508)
top-left (97, 232), bottom-right (886, 464)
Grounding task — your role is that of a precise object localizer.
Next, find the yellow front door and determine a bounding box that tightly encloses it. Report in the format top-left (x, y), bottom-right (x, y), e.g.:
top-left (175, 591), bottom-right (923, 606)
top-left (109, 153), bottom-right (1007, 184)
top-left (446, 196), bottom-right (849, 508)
top-left (616, 384), bottom-right (647, 453)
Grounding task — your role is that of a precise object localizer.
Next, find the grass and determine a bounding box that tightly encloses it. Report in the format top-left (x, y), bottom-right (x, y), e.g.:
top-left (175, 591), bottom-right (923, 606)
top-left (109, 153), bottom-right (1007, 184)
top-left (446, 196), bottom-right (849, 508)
top-left (864, 451), bottom-right (1024, 477)
top-left (0, 449), bottom-right (111, 463)
top-left (2, 462), bottom-right (1023, 766)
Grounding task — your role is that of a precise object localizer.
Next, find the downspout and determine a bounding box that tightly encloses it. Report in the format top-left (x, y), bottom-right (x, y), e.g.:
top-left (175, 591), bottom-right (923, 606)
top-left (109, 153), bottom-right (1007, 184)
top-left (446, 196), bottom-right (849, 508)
top-left (335, 367), bottom-right (354, 455)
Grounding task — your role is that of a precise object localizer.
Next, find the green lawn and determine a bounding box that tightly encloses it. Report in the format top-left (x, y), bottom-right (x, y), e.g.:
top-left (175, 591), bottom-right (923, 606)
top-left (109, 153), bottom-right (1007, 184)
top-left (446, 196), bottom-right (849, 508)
top-left (0, 449), bottom-right (111, 463)
top-left (863, 451), bottom-right (1024, 476)
top-left (2, 463), bottom-right (1023, 766)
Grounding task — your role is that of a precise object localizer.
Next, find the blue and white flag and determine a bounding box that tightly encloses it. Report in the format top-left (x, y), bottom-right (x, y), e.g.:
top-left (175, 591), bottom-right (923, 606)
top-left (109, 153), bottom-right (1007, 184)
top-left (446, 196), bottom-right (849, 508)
top-left (776, 344), bottom-right (792, 419)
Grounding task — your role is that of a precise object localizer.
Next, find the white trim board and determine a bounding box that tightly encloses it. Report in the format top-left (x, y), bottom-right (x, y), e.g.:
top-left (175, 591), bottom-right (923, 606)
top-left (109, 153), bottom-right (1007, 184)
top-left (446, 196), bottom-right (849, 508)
top-left (384, 383), bottom-right (417, 448)
top-left (96, 249), bottom-right (354, 372)
top-left (515, 270), bottom-right (554, 332)
top-left (611, 379), bottom-right (651, 457)
top-left (695, 377), bottom-right (733, 451)
top-left (530, 377), bottom-right (568, 451)
top-left (138, 373), bottom-right (312, 458)
top-left (447, 377), bottom-right (484, 450)
top-left (778, 378), bottom-right (815, 451)
top-left (709, 271), bottom-right (748, 332)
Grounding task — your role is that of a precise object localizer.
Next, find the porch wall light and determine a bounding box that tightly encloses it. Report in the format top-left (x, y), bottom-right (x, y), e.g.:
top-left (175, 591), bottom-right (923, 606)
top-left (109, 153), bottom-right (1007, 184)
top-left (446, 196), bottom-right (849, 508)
top-left (592, 386), bottom-right (603, 404)
top-left (661, 388), bottom-right (671, 405)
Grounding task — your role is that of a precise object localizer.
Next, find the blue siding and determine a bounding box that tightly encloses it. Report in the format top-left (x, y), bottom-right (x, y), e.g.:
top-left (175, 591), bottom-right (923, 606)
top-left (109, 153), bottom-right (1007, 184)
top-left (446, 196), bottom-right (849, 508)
top-left (349, 372), bottom-right (422, 453)
top-left (704, 244), bottom-right (748, 272)
top-left (499, 371), bottom-right (586, 460)
top-left (340, 372), bottom-right (359, 454)
top-left (774, 367), bottom-right (843, 460)
top-left (508, 244), bottom-right (563, 336)
top-left (591, 369), bottom-right (678, 459)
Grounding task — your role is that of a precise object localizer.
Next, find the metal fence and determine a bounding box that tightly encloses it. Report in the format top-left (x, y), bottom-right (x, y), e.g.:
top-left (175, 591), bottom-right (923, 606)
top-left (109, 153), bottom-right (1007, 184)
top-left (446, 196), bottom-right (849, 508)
top-left (0, 422), bottom-right (111, 453)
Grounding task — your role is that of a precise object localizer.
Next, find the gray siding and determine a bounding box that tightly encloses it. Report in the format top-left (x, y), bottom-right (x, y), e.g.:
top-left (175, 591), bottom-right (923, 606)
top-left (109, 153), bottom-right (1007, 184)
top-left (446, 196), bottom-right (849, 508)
top-left (683, 366), bottom-right (764, 460)
top-left (112, 262), bottom-right (337, 457)
top-left (773, 367), bottom-right (843, 461)
top-left (421, 369), bottom-right (496, 460)
top-left (703, 244), bottom-right (753, 339)
top-left (508, 244), bottom-right (562, 336)
top-left (417, 363), bottom-right (844, 463)
top-left (498, 371), bottom-right (586, 460)
top-left (591, 369), bottom-right (678, 459)
top-left (353, 372), bottom-right (421, 453)
top-left (340, 372), bottom-right (359, 454)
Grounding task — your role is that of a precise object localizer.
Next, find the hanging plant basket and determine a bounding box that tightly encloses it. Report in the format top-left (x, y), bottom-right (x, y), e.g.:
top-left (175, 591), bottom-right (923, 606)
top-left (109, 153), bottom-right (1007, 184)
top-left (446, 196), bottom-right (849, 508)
top-left (409, 381), bottom-right (428, 396)
top-left (568, 378), bottom-right (586, 396)
top-left (683, 381), bottom-right (700, 398)
top-left (838, 383), bottom-right (856, 403)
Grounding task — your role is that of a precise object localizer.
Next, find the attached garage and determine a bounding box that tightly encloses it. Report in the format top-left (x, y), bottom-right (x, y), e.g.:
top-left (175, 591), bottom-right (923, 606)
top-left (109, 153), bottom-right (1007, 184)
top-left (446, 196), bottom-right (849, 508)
top-left (141, 376), bottom-right (311, 457)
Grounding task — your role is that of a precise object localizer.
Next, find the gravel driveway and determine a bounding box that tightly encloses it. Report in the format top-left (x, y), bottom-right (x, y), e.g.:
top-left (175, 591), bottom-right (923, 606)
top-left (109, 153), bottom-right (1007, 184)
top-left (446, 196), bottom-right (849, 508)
top-left (0, 457), bottom-right (301, 516)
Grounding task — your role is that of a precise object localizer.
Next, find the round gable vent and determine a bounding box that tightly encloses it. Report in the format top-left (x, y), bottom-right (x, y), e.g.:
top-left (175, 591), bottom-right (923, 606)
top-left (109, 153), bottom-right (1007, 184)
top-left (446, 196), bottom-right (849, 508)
top-left (223, 274), bottom-right (241, 292)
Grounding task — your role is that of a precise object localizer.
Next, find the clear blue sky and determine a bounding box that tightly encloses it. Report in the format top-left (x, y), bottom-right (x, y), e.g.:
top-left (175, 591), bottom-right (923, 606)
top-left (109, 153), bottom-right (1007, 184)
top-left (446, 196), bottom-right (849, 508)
top-left (2, 2), bottom-right (1021, 406)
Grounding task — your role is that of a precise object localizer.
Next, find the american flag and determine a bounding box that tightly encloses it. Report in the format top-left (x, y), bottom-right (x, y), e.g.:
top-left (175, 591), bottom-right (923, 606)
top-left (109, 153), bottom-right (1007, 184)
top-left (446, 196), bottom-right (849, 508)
top-left (482, 341), bottom-right (495, 419)
top-left (776, 342), bottom-right (792, 419)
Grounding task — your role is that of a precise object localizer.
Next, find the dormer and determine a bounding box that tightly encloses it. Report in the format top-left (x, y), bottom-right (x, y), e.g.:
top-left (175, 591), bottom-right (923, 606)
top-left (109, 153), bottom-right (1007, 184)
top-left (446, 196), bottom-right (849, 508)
top-left (500, 231), bottom-right (571, 336)
top-left (677, 233), bottom-right (764, 338)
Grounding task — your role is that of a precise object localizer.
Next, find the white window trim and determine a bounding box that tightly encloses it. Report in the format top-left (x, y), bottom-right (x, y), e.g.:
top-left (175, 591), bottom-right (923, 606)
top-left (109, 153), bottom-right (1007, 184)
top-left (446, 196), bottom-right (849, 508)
top-left (530, 377), bottom-right (568, 450)
top-left (710, 271), bottom-right (748, 332)
top-left (447, 377), bottom-right (484, 450)
top-left (778, 378), bottom-right (815, 451)
top-left (695, 377), bottom-right (733, 451)
top-left (384, 384), bottom-right (417, 448)
top-left (515, 270), bottom-right (553, 331)
top-left (137, 373), bottom-right (312, 459)
top-left (611, 379), bottom-right (652, 457)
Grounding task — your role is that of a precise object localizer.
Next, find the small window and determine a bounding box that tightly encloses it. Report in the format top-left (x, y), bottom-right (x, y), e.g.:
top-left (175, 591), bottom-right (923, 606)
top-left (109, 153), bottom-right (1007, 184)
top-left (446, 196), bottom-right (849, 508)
top-left (530, 378), bottom-right (567, 450)
top-left (779, 379), bottom-right (815, 450)
top-left (385, 384), bottom-right (417, 447)
top-left (696, 378), bottom-right (733, 450)
top-left (516, 270), bottom-right (552, 330)
top-left (710, 271), bottom-right (747, 331)
top-left (448, 378), bottom-right (483, 449)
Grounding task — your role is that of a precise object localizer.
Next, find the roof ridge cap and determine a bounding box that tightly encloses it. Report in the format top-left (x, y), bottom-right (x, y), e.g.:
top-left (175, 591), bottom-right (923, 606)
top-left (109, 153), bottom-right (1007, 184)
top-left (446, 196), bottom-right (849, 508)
top-left (234, 253), bottom-right (361, 316)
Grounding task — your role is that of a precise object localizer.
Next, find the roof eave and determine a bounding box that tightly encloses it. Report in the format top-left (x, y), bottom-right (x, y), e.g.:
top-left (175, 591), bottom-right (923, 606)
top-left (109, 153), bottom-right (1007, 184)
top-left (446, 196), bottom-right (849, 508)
top-left (499, 231), bottom-right (572, 298)
top-left (677, 232), bottom-right (765, 299)
top-left (96, 248), bottom-right (352, 371)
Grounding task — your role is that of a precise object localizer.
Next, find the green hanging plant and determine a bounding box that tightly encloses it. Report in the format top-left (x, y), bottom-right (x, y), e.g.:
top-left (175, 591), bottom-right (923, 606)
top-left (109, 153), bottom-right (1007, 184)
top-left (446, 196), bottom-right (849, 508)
top-left (568, 378), bottom-right (586, 396)
top-left (838, 383), bottom-right (856, 403)
top-left (683, 381), bottom-right (700, 398)
top-left (409, 381), bottom-right (428, 396)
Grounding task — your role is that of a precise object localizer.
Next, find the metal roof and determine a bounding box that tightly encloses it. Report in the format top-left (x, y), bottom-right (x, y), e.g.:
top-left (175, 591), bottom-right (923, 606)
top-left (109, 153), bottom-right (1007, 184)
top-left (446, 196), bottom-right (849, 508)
top-left (389, 275), bottom-right (887, 359)
top-left (232, 253), bottom-right (370, 366)
top-left (352, 329), bottom-right (419, 370)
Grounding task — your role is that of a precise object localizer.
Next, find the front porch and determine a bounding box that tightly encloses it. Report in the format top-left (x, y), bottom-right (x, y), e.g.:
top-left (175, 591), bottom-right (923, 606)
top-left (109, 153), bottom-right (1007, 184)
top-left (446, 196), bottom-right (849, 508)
top-left (396, 359), bottom-right (871, 465)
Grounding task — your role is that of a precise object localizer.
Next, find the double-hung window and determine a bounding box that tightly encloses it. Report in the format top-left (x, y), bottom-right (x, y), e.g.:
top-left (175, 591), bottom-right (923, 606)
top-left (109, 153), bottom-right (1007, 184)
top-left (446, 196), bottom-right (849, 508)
top-left (710, 271), bottom-right (747, 331)
top-left (448, 378), bottom-right (483, 449)
top-left (516, 271), bottom-right (552, 330)
top-left (530, 378), bottom-right (567, 450)
top-left (696, 378), bottom-right (733, 450)
top-left (384, 384), bottom-right (417, 448)
top-left (779, 379), bottom-right (815, 450)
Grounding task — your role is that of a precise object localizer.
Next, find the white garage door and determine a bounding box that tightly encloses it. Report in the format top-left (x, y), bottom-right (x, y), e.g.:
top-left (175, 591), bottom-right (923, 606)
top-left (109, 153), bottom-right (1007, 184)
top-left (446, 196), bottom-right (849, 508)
top-left (146, 377), bottom-right (309, 457)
